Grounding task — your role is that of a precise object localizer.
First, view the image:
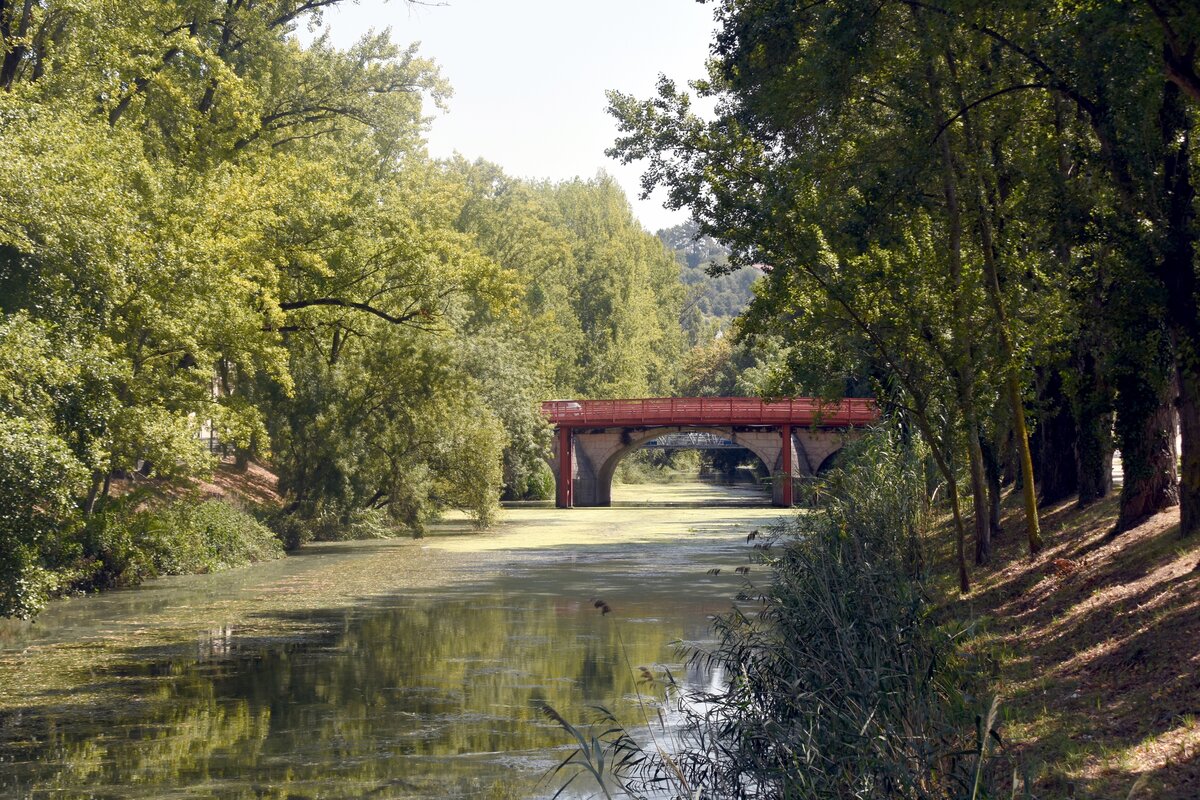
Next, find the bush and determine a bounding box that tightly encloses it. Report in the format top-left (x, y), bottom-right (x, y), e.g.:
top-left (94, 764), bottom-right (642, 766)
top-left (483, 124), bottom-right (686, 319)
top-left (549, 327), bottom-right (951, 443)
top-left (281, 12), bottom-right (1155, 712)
top-left (0, 415), bottom-right (86, 617)
top-left (156, 499), bottom-right (284, 571)
top-left (267, 505), bottom-right (418, 548)
top-left (614, 448), bottom-right (701, 484)
top-left (523, 460), bottom-right (556, 501)
top-left (266, 509), bottom-right (319, 551)
top-left (83, 498), bottom-right (283, 587)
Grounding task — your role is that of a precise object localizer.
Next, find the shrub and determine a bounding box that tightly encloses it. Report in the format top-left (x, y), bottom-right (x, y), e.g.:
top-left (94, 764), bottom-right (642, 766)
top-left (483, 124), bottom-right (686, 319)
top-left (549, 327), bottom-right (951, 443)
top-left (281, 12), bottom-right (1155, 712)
top-left (155, 499), bottom-right (283, 572)
top-left (83, 497), bottom-right (283, 587)
top-left (524, 460), bottom-right (556, 501)
top-left (674, 429), bottom-right (966, 798)
top-left (615, 448), bottom-right (701, 484)
top-left (0, 415), bottom-right (86, 617)
top-left (267, 505), bottom-right (409, 548)
top-left (266, 510), bottom-right (318, 551)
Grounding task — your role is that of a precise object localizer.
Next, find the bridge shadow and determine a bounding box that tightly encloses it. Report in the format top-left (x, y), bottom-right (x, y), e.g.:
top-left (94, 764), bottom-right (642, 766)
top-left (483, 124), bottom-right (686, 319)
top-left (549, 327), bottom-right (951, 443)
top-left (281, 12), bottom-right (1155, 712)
top-left (611, 501), bottom-right (771, 508)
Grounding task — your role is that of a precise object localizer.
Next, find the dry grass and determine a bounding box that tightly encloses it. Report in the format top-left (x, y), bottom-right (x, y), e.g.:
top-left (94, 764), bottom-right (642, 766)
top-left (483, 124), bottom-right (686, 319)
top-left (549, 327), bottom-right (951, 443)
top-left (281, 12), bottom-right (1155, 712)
top-left (109, 456), bottom-right (283, 509)
top-left (940, 493), bottom-right (1200, 798)
top-left (192, 458), bottom-right (282, 506)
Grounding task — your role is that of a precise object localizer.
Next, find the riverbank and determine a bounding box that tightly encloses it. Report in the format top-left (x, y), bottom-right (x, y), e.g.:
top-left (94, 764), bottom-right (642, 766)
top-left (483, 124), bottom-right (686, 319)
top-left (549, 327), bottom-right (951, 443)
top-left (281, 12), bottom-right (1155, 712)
top-left (943, 494), bottom-right (1200, 797)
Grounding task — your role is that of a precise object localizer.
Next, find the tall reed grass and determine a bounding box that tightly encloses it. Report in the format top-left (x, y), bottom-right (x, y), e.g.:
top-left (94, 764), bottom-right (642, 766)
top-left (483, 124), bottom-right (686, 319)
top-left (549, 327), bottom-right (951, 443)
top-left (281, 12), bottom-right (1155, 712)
top-left (546, 428), bottom-right (1017, 799)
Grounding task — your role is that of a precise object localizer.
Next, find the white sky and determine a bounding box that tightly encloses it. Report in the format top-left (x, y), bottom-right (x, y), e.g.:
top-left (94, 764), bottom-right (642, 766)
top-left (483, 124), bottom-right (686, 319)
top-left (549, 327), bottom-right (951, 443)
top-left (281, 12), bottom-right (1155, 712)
top-left (306, 0), bottom-right (717, 233)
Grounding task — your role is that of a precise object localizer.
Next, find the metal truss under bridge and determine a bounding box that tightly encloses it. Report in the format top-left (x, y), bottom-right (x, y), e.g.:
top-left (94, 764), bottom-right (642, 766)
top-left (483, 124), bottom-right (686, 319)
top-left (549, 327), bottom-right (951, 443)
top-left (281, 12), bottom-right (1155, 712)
top-left (641, 432), bottom-right (742, 449)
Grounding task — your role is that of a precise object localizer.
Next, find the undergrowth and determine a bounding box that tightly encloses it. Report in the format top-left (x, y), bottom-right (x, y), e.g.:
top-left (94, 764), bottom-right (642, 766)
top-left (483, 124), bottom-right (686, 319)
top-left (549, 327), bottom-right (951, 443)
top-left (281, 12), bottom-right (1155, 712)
top-left (615, 449), bottom-right (702, 485)
top-left (79, 496), bottom-right (283, 589)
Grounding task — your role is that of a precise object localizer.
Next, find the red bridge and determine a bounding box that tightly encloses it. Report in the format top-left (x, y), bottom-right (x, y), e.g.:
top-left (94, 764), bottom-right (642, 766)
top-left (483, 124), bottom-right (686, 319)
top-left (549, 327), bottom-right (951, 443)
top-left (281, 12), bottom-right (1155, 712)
top-left (541, 397), bottom-right (878, 508)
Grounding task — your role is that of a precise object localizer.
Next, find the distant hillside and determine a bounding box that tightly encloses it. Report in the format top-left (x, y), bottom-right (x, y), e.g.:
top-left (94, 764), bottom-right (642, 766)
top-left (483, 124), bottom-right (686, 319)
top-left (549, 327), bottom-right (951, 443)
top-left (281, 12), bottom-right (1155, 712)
top-left (658, 222), bottom-right (760, 340)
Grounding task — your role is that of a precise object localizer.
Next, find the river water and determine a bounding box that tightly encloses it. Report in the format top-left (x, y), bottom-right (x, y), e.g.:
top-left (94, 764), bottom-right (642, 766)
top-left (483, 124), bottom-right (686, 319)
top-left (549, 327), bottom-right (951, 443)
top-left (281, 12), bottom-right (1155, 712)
top-left (0, 482), bottom-right (783, 799)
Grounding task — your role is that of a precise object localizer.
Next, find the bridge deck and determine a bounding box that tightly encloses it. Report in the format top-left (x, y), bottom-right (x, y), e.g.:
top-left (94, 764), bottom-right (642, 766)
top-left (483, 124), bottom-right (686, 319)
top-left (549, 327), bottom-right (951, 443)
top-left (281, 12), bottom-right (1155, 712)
top-left (541, 397), bottom-right (877, 428)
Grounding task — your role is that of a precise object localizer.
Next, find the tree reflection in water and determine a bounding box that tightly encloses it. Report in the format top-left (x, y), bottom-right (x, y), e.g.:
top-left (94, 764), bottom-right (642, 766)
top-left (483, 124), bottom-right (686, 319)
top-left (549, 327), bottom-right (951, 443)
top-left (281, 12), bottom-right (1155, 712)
top-left (0, 490), bottom-right (775, 798)
top-left (0, 589), bottom-right (722, 798)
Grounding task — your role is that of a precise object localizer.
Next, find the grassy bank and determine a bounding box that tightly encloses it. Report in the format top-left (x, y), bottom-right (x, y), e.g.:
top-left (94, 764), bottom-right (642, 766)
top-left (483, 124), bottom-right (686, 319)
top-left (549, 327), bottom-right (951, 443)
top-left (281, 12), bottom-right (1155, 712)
top-left (942, 494), bottom-right (1200, 797)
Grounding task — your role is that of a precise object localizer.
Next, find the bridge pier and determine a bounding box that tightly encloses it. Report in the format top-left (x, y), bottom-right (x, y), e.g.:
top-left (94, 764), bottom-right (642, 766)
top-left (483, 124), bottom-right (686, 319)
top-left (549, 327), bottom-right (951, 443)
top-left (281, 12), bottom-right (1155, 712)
top-left (781, 423), bottom-right (793, 508)
top-left (556, 427), bottom-right (574, 508)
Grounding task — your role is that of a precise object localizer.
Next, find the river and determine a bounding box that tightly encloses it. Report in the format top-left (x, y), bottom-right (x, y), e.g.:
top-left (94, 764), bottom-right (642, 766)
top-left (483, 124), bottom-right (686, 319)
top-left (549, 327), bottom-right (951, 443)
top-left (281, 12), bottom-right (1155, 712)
top-left (0, 481), bottom-right (784, 799)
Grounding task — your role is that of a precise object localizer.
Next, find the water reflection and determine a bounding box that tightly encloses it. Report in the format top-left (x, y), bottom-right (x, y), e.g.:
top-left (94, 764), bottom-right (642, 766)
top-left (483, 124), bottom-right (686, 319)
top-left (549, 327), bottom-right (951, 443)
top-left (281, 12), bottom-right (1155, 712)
top-left (3, 591), bottom-right (720, 797)
top-left (0, 488), bottom-right (780, 799)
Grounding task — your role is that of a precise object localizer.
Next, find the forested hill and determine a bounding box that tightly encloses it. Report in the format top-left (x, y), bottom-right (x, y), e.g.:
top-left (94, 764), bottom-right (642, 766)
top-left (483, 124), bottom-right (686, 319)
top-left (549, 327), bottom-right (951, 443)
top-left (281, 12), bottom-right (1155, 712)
top-left (0, 0), bottom-right (684, 618)
top-left (658, 221), bottom-right (760, 342)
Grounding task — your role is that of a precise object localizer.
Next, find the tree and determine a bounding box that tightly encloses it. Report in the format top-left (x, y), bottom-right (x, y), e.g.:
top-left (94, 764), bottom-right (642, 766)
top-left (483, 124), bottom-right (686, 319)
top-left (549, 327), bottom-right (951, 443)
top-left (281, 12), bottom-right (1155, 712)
top-left (607, 2), bottom-right (1098, 587)
top-left (0, 0), bottom-right (551, 608)
top-left (912, 0), bottom-right (1195, 534)
top-left (450, 163), bottom-right (687, 400)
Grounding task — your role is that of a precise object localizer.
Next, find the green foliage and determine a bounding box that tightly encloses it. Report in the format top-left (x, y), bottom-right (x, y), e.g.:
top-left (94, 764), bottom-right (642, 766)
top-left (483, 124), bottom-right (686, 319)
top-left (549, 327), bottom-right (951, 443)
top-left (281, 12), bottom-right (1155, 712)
top-left (451, 161), bottom-right (687, 401)
top-left (552, 176), bottom-right (685, 398)
top-left (84, 499), bottom-right (283, 588)
top-left (0, 414), bottom-right (86, 618)
top-left (677, 430), bottom-right (978, 798)
top-left (269, 318), bottom-right (510, 535)
top-left (614, 448), bottom-right (700, 485)
top-left (659, 220), bottom-right (759, 345)
top-left (0, 0), bottom-right (699, 611)
top-left (568, 431), bottom-right (1009, 799)
top-left (521, 461), bottom-right (557, 502)
top-left (610, 0), bottom-right (1200, 571)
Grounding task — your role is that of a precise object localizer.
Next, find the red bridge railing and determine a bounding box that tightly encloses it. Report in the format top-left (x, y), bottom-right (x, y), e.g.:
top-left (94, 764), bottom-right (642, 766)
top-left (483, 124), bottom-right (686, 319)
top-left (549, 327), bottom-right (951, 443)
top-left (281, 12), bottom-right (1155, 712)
top-left (541, 397), bottom-right (878, 428)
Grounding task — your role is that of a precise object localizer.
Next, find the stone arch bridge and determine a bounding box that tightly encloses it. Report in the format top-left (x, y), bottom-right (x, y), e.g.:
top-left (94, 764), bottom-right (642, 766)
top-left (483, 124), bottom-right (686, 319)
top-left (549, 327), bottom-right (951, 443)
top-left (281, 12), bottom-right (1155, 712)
top-left (542, 397), bottom-right (878, 508)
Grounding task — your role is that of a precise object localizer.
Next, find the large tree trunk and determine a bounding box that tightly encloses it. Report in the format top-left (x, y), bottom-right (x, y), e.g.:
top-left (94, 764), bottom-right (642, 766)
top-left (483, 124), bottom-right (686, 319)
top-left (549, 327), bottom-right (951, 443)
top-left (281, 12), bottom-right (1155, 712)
top-left (1158, 80), bottom-right (1199, 537)
top-left (1050, 91), bottom-right (1114, 508)
top-left (1074, 336), bottom-right (1115, 506)
top-left (1115, 378), bottom-right (1179, 533)
top-left (1076, 411), bottom-right (1115, 505)
top-left (1035, 367), bottom-right (1079, 506)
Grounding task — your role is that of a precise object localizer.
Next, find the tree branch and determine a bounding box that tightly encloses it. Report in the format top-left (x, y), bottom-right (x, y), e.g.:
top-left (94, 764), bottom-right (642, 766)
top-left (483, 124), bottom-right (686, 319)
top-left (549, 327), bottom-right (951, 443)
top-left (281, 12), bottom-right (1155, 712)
top-left (1146, 0), bottom-right (1200, 103)
top-left (278, 297), bottom-right (430, 326)
top-left (931, 83), bottom-right (1048, 142)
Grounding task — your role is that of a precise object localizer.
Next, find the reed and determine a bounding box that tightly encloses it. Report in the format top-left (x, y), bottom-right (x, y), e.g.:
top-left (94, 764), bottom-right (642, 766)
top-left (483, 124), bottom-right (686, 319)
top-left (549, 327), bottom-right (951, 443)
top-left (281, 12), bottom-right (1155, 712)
top-left (548, 428), bottom-right (1013, 799)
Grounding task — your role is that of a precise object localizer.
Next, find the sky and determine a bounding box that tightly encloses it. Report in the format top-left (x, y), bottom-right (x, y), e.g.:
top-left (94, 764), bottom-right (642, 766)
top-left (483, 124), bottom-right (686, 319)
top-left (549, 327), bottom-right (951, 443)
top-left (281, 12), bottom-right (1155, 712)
top-left (304, 0), bottom-right (717, 233)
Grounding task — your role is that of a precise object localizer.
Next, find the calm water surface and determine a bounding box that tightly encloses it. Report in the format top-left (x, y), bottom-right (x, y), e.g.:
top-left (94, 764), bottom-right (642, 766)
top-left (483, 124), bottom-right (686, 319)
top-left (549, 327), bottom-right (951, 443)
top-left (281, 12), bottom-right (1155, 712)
top-left (0, 482), bottom-right (782, 799)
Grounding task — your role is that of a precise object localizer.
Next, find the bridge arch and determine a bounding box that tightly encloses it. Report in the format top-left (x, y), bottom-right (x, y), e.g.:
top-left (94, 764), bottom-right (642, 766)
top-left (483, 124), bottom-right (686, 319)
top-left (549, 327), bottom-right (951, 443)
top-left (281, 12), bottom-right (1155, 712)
top-left (816, 447), bottom-right (845, 475)
top-left (542, 397), bottom-right (879, 508)
top-left (596, 426), bottom-right (778, 505)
